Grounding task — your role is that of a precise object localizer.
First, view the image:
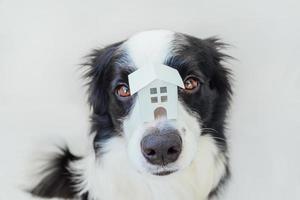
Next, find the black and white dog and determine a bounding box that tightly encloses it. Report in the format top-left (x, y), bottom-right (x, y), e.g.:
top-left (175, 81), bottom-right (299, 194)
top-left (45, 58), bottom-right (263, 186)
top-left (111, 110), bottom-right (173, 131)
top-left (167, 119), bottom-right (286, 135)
top-left (29, 30), bottom-right (232, 200)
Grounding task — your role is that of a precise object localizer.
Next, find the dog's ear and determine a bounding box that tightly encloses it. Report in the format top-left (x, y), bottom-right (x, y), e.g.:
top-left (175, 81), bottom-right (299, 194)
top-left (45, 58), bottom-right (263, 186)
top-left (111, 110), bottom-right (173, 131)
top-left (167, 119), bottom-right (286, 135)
top-left (84, 42), bottom-right (123, 134)
top-left (28, 146), bottom-right (83, 198)
top-left (181, 35), bottom-right (233, 138)
top-left (201, 37), bottom-right (233, 136)
top-left (85, 42), bottom-right (122, 115)
top-left (202, 37), bottom-right (232, 96)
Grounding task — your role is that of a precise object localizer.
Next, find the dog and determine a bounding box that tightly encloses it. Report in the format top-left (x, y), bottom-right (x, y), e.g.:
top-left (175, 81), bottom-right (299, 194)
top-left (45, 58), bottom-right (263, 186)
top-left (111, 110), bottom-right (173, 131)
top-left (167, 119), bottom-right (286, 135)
top-left (29, 30), bottom-right (232, 200)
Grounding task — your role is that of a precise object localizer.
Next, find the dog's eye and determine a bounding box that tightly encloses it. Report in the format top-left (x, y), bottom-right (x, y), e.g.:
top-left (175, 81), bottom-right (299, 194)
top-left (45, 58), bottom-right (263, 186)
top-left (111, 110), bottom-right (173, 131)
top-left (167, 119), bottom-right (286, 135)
top-left (184, 77), bottom-right (200, 92)
top-left (115, 84), bottom-right (131, 97)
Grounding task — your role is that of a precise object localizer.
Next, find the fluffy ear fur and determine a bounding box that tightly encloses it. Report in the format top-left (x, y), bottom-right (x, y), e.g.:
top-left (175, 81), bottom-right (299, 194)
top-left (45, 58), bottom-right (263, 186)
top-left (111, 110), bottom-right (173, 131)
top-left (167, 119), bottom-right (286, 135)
top-left (179, 35), bottom-right (233, 139)
top-left (28, 146), bottom-right (82, 198)
top-left (83, 42), bottom-right (123, 139)
top-left (203, 37), bottom-right (233, 136)
top-left (203, 37), bottom-right (232, 97)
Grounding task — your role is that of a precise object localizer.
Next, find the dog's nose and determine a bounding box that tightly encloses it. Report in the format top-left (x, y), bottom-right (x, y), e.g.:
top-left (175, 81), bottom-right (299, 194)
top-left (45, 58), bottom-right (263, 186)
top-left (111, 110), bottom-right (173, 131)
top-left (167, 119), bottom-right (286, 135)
top-left (141, 132), bottom-right (182, 165)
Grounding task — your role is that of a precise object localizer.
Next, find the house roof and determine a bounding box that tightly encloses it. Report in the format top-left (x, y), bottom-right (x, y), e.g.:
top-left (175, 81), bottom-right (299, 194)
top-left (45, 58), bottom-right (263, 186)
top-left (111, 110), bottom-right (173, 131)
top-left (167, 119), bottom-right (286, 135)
top-left (128, 64), bottom-right (184, 95)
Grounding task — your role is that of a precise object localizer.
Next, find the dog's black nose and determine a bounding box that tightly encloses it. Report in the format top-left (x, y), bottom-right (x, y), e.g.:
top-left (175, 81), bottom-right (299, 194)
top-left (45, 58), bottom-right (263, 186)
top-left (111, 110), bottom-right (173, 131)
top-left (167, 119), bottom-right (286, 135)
top-left (141, 132), bottom-right (182, 165)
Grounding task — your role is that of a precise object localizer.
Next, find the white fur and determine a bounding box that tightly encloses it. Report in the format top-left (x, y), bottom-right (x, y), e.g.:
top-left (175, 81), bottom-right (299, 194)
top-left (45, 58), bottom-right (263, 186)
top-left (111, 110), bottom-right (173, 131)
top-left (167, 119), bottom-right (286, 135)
top-left (70, 134), bottom-right (227, 200)
top-left (123, 30), bottom-right (175, 67)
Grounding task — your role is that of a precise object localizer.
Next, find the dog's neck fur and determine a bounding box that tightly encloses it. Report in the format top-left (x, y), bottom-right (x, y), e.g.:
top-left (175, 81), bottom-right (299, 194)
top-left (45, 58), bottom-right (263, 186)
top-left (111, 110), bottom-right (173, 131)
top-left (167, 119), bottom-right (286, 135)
top-left (70, 135), bottom-right (227, 200)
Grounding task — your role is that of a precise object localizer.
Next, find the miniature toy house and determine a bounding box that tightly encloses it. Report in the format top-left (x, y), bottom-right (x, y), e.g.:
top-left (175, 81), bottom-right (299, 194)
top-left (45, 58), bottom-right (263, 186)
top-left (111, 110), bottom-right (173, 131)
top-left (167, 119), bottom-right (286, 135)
top-left (128, 64), bottom-right (184, 122)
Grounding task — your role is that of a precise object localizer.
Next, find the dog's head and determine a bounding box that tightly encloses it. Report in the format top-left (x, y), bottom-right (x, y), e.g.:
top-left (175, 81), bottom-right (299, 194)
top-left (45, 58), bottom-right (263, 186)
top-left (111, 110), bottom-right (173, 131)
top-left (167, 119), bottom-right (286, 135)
top-left (86, 30), bottom-right (232, 176)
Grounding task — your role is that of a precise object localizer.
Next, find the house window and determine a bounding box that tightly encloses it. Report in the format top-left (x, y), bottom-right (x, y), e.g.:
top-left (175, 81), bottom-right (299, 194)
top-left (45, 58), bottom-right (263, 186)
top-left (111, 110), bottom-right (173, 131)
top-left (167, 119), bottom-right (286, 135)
top-left (161, 96), bottom-right (168, 102)
top-left (150, 88), bottom-right (157, 94)
top-left (150, 86), bottom-right (168, 104)
top-left (151, 97), bottom-right (158, 103)
top-left (160, 87), bottom-right (167, 93)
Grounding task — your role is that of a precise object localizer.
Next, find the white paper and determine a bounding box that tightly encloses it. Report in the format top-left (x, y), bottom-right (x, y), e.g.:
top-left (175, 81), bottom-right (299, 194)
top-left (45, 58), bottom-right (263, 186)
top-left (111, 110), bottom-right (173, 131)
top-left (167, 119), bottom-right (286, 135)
top-left (128, 64), bottom-right (184, 122)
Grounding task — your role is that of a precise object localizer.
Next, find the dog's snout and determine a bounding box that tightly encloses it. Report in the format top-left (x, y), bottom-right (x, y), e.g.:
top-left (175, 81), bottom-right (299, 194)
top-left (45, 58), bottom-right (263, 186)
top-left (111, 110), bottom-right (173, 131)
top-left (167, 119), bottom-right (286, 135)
top-left (141, 132), bottom-right (182, 166)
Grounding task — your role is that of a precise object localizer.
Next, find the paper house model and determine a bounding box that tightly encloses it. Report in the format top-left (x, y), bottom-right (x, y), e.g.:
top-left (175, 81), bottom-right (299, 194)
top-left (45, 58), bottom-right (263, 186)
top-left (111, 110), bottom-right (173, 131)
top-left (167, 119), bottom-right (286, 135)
top-left (128, 64), bottom-right (184, 122)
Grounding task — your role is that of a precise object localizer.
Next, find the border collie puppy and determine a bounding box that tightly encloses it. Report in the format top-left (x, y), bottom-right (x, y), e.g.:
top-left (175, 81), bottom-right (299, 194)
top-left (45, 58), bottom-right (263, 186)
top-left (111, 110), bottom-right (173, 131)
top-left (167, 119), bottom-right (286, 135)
top-left (29, 30), bottom-right (232, 200)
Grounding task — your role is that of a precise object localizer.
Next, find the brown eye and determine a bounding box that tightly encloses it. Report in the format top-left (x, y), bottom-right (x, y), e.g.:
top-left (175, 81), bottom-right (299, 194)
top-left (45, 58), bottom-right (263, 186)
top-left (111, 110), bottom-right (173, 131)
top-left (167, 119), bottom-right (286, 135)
top-left (184, 77), bottom-right (200, 91)
top-left (116, 84), bottom-right (131, 97)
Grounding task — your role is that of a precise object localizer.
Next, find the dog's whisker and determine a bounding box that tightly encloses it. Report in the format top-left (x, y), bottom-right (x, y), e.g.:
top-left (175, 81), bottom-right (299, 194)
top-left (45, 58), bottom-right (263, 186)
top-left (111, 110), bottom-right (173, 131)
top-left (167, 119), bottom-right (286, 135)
top-left (202, 128), bottom-right (218, 133)
top-left (209, 137), bottom-right (227, 142)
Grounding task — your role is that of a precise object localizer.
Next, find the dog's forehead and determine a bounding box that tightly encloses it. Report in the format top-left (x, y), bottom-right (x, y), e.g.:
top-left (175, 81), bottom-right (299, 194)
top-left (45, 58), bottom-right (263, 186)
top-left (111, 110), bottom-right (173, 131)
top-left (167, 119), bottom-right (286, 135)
top-left (122, 30), bottom-right (176, 68)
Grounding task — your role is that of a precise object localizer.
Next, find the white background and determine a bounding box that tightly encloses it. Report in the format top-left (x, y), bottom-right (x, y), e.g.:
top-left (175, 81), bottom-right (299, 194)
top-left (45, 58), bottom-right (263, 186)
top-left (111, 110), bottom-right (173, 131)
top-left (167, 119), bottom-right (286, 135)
top-left (0, 0), bottom-right (299, 199)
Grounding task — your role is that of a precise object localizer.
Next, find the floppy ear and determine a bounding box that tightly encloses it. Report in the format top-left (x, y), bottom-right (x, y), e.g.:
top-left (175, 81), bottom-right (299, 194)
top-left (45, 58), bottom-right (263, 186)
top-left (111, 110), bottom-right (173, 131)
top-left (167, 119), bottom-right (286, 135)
top-left (201, 37), bottom-right (233, 135)
top-left (84, 42), bottom-right (123, 135)
top-left (202, 37), bottom-right (232, 97)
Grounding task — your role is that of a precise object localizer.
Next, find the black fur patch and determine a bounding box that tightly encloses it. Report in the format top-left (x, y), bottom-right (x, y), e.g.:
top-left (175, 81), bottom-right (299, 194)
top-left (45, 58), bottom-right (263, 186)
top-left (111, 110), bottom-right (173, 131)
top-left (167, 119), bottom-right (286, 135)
top-left (29, 146), bottom-right (82, 198)
top-left (171, 34), bottom-right (232, 150)
top-left (83, 42), bottom-right (132, 151)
